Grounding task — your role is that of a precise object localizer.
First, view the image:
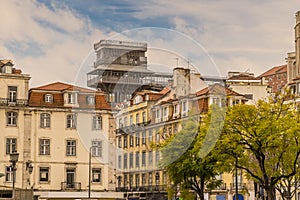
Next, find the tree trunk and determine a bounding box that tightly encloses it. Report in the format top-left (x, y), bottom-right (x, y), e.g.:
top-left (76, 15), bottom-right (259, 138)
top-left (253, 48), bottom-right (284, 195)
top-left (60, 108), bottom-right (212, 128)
top-left (265, 186), bottom-right (276, 200)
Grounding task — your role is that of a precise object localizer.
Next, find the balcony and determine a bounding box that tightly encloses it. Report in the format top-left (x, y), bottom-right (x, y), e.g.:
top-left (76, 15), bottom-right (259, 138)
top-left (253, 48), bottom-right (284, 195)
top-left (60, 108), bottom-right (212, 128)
top-left (61, 182), bottom-right (81, 191)
top-left (116, 185), bottom-right (167, 192)
top-left (116, 121), bottom-right (150, 135)
top-left (0, 98), bottom-right (28, 106)
top-left (230, 183), bottom-right (247, 191)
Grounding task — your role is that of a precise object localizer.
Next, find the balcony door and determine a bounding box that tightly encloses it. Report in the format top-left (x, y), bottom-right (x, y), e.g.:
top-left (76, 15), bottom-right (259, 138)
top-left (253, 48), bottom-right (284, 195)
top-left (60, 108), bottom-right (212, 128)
top-left (8, 86), bottom-right (17, 103)
top-left (66, 168), bottom-right (76, 188)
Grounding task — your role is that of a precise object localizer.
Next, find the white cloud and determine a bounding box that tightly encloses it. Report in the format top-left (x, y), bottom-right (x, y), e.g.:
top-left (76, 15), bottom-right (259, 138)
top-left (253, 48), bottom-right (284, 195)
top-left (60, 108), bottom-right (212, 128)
top-left (133, 0), bottom-right (300, 75)
top-left (0, 0), bottom-right (110, 87)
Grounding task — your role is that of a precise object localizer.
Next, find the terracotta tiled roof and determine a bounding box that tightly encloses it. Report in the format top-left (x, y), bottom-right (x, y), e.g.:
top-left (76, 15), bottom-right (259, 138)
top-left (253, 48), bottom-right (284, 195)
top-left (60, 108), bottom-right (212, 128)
top-left (29, 82), bottom-right (111, 110)
top-left (258, 64), bottom-right (287, 78)
top-left (159, 87), bottom-right (171, 95)
top-left (32, 82), bottom-right (97, 93)
top-left (196, 83), bottom-right (243, 97)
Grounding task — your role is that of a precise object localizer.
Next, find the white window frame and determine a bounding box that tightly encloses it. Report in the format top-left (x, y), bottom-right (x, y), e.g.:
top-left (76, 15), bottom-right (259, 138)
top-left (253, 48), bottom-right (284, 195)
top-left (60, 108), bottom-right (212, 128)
top-left (5, 166), bottom-right (14, 182)
top-left (66, 140), bottom-right (76, 156)
top-left (7, 111), bottom-right (17, 126)
top-left (8, 86), bottom-right (17, 103)
top-left (91, 140), bottom-right (102, 157)
top-left (40, 113), bottom-right (51, 128)
top-left (87, 96), bottom-right (95, 105)
top-left (40, 139), bottom-right (50, 155)
top-left (45, 94), bottom-right (53, 103)
top-left (39, 167), bottom-right (49, 182)
top-left (68, 93), bottom-right (77, 104)
top-left (6, 138), bottom-right (17, 154)
top-left (92, 115), bottom-right (102, 130)
top-left (92, 168), bottom-right (102, 183)
top-left (66, 114), bottom-right (77, 129)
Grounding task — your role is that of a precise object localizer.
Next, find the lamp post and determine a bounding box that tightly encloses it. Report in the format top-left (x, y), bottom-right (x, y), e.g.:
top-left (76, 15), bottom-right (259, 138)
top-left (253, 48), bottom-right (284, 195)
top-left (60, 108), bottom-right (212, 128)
top-left (88, 145), bottom-right (99, 199)
top-left (9, 152), bottom-right (19, 198)
top-left (26, 160), bottom-right (33, 187)
top-left (88, 146), bottom-right (92, 199)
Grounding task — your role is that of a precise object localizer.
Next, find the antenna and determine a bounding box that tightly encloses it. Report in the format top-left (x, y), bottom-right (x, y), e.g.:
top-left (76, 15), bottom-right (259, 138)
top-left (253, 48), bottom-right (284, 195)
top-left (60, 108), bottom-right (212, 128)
top-left (174, 58), bottom-right (179, 67)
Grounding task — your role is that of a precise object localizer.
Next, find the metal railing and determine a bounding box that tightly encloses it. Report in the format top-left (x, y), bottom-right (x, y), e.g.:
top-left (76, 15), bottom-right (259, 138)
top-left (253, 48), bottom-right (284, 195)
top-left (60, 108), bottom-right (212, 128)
top-left (0, 98), bottom-right (28, 106)
top-left (230, 182), bottom-right (247, 190)
top-left (61, 182), bottom-right (81, 191)
top-left (116, 185), bottom-right (167, 192)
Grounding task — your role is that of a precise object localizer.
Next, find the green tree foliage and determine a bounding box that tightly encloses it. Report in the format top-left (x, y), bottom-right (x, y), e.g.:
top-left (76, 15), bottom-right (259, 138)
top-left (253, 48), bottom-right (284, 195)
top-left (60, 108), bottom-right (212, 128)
top-left (155, 105), bottom-right (228, 200)
top-left (220, 93), bottom-right (300, 200)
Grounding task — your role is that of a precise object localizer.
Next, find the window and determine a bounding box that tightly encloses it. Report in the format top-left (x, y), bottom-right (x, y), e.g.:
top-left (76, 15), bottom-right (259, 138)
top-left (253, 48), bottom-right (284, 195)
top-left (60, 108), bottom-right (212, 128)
top-left (7, 111), bottom-right (17, 126)
top-left (142, 112), bottom-right (146, 123)
top-left (148, 173), bottom-right (153, 185)
top-left (119, 118), bottom-right (123, 128)
top-left (142, 151), bottom-right (146, 167)
top-left (142, 174), bottom-right (146, 186)
top-left (40, 139), bottom-right (50, 155)
top-left (142, 132), bottom-right (146, 145)
top-left (129, 175), bottom-right (133, 188)
top-left (136, 152), bottom-right (140, 168)
top-left (136, 113), bottom-right (139, 124)
top-left (124, 136), bottom-right (128, 148)
top-left (124, 153), bottom-right (128, 169)
top-left (5, 166), bottom-right (13, 182)
top-left (155, 151), bottom-right (160, 166)
top-left (163, 107), bottom-right (168, 120)
top-left (68, 93), bottom-right (77, 104)
top-left (92, 168), bottom-right (102, 183)
top-left (124, 117), bottom-right (128, 126)
top-left (135, 174), bottom-right (140, 187)
top-left (156, 108), bottom-right (161, 122)
top-left (118, 155), bottom-right (122, 169)
top-left (129, 115), bottom-right (133, 125)
top-left (118, 137), bottom-right (122, 148)
top-left (6, 138), bottom-right (17, 154)
top-left (130, 135), bottom-right (134, 147)
top-left (129, 153), bottom-right (133, 168)
top-left (173, 104), bottom-right (179, 115)
top-left (182, 101), bottom-right (188, 115)
top-left (39, 167), bottom-right (49, 182)
top-left (148, 130), bottom-right (153, 142)
top-left (40, 113), bottom-right (50, 128)
top-left (87, 96), bottom-right (95, 105)
top-left (45, 94), bottom-right (53, 103)
top-left (91, 141), bottom-right (102, 157)
top-left (136, 132), bottom-right (140, 146)
top-left (156, 133), bottom-right (160, 142)
top-left (66, 140), bottom-right (76, 156)
top-left (92, 115), bottom-right (102, 130)
top-left (66, 114), bottom-right (76, 129)
top-left (8, 86), bottom-right (17, 103)
top-left (148, 151), bottom-right (153, 167)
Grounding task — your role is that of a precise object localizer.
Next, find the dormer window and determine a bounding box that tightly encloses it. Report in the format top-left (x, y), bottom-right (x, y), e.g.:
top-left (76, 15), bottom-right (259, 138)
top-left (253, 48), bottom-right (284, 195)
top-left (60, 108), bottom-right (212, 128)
top-left (45, 94), bottom-right (53, 103)
top-left (133, 95), bottom-right (143, 104)
top-left (68, 93), bottom-right (77, 104)
top-left (87, 96), bottom-right (95, 105)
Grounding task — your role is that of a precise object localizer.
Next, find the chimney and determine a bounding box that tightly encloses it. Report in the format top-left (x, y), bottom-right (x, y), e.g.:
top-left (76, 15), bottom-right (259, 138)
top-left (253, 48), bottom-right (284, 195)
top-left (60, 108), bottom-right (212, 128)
top-left (173, 67), bottom-right (190, 98)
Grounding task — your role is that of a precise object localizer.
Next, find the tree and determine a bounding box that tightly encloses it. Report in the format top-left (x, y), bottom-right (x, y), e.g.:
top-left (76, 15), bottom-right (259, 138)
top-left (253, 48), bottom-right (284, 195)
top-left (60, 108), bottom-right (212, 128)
top-left (155, 105), bottom-right (228, 200)
top-left (220, 93), bottom-right (300, 200)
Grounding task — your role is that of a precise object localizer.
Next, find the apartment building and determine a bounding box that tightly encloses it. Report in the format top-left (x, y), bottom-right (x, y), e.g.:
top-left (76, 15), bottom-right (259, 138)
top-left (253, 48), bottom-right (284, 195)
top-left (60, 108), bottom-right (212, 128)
top-left (0, 60), bottom-right (122, 200)
top-left (115, 67), bottom-right (250, 200)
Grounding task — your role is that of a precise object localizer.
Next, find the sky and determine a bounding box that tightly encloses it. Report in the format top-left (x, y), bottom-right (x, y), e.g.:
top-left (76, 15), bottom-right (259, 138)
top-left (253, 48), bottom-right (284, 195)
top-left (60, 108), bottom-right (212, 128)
top-left (0, 0), bottom-right (300, 87)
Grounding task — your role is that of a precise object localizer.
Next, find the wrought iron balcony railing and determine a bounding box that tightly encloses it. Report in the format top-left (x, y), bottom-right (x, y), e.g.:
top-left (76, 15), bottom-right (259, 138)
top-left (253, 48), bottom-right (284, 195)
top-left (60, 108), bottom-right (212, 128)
top-left (0, 98), bottom-right (28, 106)
top-left (230, 182), bottom-right (247, 190)
top-left (61, 182), bottom-right (81, 191)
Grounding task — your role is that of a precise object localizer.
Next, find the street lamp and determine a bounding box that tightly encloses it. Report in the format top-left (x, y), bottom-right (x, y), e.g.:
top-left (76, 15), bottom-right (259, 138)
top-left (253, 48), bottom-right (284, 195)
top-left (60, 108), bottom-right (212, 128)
top-left (88, 145), bottom-right (99, 199)
top-left (9, 152), bottom-right (19, 198)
